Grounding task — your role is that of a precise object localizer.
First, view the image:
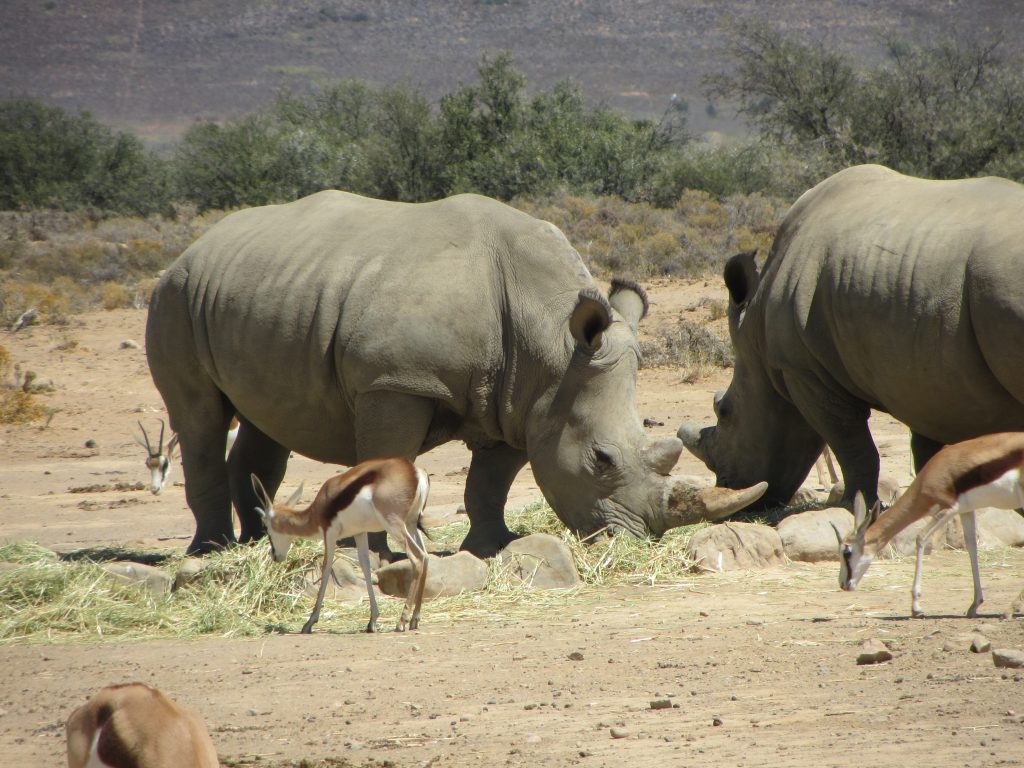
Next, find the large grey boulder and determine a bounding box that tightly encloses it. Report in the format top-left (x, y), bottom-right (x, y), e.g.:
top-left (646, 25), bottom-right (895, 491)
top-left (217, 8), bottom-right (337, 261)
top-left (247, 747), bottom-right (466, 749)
top-left (686, 522), bottom-right (785, 572)
top-left (777, 507), bottom-right (854, 563)
top-left (377, 552), bottom-right (488, 599)
top-left (301, 557), bottom-right (367, 605)
top-left (172, 557), bottom-right (208, 590)
top-left (977, 508), bottom-right (1024, 547)
top-left (497, 533), bottom-right (580, 589)
top-left (102, 562), bottom-right (172, 597)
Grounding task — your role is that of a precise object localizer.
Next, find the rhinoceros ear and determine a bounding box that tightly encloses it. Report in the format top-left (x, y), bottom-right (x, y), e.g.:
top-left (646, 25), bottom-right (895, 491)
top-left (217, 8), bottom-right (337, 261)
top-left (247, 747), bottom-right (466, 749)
top-left (569, 288), bottom-right (613, 351)
top-left (608, 278), bottom-right (649, 335)
top-left (723, 250), bottom-right (760, 308)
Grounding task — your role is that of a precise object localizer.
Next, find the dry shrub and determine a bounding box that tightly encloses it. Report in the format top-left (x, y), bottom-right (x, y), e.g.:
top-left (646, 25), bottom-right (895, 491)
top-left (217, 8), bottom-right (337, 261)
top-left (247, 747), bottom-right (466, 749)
top-left (100, 281), bottom-right (132, 310)
top-left (0, 344), bottom-right (47, 425)
top-left (639, 318), bottom-right (733, 381)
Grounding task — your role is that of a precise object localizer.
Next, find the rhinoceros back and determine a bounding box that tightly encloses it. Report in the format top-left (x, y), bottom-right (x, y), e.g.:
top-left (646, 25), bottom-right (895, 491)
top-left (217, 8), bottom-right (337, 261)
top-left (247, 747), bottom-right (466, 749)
top-left (147, 190), bottom-right (593, 460)
top-left (761, 165), bottom-right (1024, 443)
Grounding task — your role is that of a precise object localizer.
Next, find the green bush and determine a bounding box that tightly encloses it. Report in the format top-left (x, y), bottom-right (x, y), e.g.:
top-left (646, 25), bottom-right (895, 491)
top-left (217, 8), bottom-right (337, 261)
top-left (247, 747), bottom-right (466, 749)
top-left (0, 100), bottom-right (171, 215)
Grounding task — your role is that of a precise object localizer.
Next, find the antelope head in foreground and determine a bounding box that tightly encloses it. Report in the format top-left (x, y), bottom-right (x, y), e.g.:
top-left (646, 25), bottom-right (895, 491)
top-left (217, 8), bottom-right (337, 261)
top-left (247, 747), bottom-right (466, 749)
top-left (135, 420), bottom-right (179, 495)
top-left (835, 432), bottom-right (1024, 618)
top-left (252, 456), bottom-right (430, 634)
top-left (66, 682), bottom-right (219, 768)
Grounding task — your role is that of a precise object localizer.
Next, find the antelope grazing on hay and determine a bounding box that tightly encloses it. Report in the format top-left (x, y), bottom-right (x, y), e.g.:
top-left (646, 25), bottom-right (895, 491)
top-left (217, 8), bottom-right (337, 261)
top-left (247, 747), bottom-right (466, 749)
top-left (835, 432), bottom-right (1024, 618)
top-left (137, 417), bottom-right (239, 495)
top-left (66, 682), bottom-right (218, 768)
top-left (252, 456), bottom-right (430, 634)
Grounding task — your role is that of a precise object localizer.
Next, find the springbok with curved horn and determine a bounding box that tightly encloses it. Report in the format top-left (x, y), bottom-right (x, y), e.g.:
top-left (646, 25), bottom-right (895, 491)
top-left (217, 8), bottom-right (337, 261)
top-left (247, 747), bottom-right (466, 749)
top-left (66, 682), bottom-right (219, 768)
top-left (137, 417), bottom-right (239, 495)
top-left (836, 432), bottom-right (1024, 618)
top-left (252, 456), bottom-right (430, 634)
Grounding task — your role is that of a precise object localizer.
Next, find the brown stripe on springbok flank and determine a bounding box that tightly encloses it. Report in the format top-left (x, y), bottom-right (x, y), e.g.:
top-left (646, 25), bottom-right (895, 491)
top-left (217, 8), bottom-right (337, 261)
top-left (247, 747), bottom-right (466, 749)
top-left (326, 469), bottom-right (379, 523)
top-left (952, 449), bottom-right (1024, 497)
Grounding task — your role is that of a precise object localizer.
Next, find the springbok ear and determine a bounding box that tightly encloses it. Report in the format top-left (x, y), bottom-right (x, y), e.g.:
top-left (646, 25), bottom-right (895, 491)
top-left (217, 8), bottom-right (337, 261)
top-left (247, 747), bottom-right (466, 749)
top-left (285, 482), bottom-right (304, 508)
top-left (569, 288), bottom-right (613, 351)
top-left (723, 250), bottom-right (760, 308)
top-left (608, 278), bottom-right (649, 335)
top-left (166, 433), bottom-right (180, 459)
top-left (852, 491), bottom-right (867, 531)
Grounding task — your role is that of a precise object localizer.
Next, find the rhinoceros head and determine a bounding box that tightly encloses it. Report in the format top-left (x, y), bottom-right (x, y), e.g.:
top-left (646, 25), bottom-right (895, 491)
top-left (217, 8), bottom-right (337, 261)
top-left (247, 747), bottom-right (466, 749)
top-left (679, 251), bottom-right (824, 509)
top-left (527, 279), bottom-right (768, 539)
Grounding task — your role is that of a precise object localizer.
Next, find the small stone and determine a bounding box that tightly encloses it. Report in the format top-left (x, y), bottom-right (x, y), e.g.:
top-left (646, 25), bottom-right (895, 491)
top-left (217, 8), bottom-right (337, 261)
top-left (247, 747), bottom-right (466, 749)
top-left (568, 651), bottom-right (584, 661)
top-left (84, 439), bottom-right (98, 449)
top-left (970, 635), bottom-right (992, 653)
top-left (992, 648), bottom-right (1024, 669)
top-left (650, 699), bottom-right (672, 710)
top-left (120, 339), bottom-right (140, 349)
top-left (856, 638), bottom-right (894, 665)
top-left (712, 717), bottom-right (723, 726)
top-left (610, 727), bottom-right (630, 739)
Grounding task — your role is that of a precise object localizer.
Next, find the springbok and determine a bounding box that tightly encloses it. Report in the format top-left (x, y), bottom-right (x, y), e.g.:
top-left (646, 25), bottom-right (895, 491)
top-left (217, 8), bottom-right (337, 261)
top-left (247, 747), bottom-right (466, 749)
top-left (66, 682), bottom-right (219, 768)
top-left (835, 432), bottom-right (1024, 618)
top-left (252, 456), bottom-right (430, 634)
top-left (137, 417), bottom-right (239, 494)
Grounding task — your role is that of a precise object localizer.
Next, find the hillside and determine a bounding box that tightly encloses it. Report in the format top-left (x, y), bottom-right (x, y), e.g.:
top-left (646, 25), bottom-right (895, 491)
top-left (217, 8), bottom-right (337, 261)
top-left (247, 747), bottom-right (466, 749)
top-left (1, 0), bottom-right (1018, 146)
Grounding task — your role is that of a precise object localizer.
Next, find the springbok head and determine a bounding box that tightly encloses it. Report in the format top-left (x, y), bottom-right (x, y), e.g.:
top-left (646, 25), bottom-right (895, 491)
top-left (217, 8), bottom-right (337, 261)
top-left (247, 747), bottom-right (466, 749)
top-left (251, 473), bottom-right (303, 562)
top-left (832, 492), bottom-right (881, 590)
top-left (136, 420), bottom-right (179, 495)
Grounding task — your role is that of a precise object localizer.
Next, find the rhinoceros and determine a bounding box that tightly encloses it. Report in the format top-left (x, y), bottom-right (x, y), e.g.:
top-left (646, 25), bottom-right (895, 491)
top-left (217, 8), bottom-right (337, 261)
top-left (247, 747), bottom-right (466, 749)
top-left (146, 190), bottom-right (766, 556)
top-left (680, 164), bottom-right (1024, 510)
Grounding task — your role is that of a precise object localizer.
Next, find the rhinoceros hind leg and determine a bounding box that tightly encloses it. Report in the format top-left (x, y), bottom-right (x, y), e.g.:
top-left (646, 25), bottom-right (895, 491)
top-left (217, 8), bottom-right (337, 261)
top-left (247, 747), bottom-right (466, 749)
top-left (354, 391), bottom-right (436, 561)
top-left (459, 443), bottom-right (529, 558)
top-left (228, 419), bottom-right (290, 544)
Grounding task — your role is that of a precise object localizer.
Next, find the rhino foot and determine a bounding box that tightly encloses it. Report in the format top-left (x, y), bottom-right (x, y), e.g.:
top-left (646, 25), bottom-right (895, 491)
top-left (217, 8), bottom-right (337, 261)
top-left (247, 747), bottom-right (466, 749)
top-left (460, 527), bottom-right (519, 559)
top-left (186, 531), bottom-right (237, 557)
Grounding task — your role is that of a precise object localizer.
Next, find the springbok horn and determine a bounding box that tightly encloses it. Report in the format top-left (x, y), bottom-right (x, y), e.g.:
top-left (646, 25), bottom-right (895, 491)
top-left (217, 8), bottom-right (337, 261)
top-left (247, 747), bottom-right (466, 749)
top-left (158, 419), bottom-right (166, 453)
top-left (251, 473), bottom-right (273, 513)
top-left (136, 421), bottom-right (154, 454)
top-left (662, 480), bottom-right (769, 530)
top-left (829, 521), bottom-right (844, 547)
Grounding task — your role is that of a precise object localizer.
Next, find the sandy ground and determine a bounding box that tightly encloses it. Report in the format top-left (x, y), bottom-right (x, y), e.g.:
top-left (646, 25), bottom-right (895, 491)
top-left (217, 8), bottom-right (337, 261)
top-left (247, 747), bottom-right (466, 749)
top-left (1, 280), bottom-right (1022, 767)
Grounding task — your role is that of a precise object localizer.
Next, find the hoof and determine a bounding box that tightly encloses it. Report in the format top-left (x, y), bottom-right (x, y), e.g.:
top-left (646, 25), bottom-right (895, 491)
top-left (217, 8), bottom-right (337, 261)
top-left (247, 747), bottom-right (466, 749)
top-left (365, 622), bottom-right (379, 634)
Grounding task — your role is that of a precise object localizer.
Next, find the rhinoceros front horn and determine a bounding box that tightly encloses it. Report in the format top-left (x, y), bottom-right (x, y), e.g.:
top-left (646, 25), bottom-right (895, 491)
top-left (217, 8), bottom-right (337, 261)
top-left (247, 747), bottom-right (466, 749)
top-left (661, 479), bottom-right (769, 530)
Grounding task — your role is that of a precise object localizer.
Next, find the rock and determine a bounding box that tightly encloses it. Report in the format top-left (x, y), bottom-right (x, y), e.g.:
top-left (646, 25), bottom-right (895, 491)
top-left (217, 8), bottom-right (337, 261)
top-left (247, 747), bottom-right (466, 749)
top-left (828, 475), bottom-right (901, 506)
top-left (119, 339), bottom-right (140, 350)
top-left (497, 534), bottom-right (580, 589)
top-left (970, 635), bottom-right (992, 653)
top-left (787, 486), bottom-right (827, 506)
top-left (301, 557), bottom-right (367, 604)
top-left (172, 557), bottom-right (207, 590)
top-left (992, 649), bottom-right (1024, 669)
top-left (976, 508), bottom-right (1024, 547)
top-left (336, 547), bottom-right (380, 572)
top-left (610, 727), bottom-right (630, 739)
top-left (777, 507), bottom-right (854, 563)
top-left (377, 552), bottom-right (487, 599)
top-left (650, 699), bottom-right (672, 710)
top-left (686, 522), bottom-right (785, 572)
top-left (882, 518), bottom-right (934, 558)
top-left (101, 562), bottom-right (172, 597)
top-left (856, 638), bottom-right (894, 665)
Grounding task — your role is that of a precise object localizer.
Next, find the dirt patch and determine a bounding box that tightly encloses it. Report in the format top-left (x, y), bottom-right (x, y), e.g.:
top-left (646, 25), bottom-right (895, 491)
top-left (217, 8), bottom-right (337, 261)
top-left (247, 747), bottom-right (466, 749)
top-left (1, 281), bottom-right (1022, 767)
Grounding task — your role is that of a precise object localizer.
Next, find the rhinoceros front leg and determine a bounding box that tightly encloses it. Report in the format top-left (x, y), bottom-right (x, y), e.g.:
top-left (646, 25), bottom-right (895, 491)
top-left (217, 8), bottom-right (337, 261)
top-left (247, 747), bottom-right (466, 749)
top-left (459, 443), bottom-right (529, 558)
top-left (354, 390), bottom-right (435, 562)
top-left (177, 422), bottom-right (235, 556)
top-left (910, 431), bottom-right (944, 474)
top-left (783, 373), bottom-right (880, 506)
top-left (228, 420), bottom-right (290, 544)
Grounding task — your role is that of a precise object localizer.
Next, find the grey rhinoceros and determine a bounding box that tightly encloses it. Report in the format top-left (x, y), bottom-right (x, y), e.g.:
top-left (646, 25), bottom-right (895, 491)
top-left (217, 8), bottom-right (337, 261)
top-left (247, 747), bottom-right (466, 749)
top-left (680, 164), bottom-right (1024, 509)
top-left (146, 190), bottom-right (766, 556)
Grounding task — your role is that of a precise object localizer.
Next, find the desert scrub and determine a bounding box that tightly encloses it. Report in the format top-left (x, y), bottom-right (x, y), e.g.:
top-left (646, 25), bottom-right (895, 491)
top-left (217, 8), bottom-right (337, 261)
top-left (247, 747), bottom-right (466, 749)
top-left (0, 344), bottom-right (48, 424)
top-left (639, 318), bottom-right (733, 381)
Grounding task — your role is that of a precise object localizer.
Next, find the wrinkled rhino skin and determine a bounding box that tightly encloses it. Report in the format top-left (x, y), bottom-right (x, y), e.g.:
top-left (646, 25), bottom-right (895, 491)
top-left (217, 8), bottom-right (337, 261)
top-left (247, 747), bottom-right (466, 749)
top-left (681, 164), bottom-right (1024, 509)
top-left (147, 190), bottom-right (735, 556)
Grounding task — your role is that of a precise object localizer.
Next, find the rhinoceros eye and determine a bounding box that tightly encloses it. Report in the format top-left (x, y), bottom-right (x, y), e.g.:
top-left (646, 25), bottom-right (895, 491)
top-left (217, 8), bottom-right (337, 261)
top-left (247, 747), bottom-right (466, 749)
top-left (593, 448), bottom-right (617, 473)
